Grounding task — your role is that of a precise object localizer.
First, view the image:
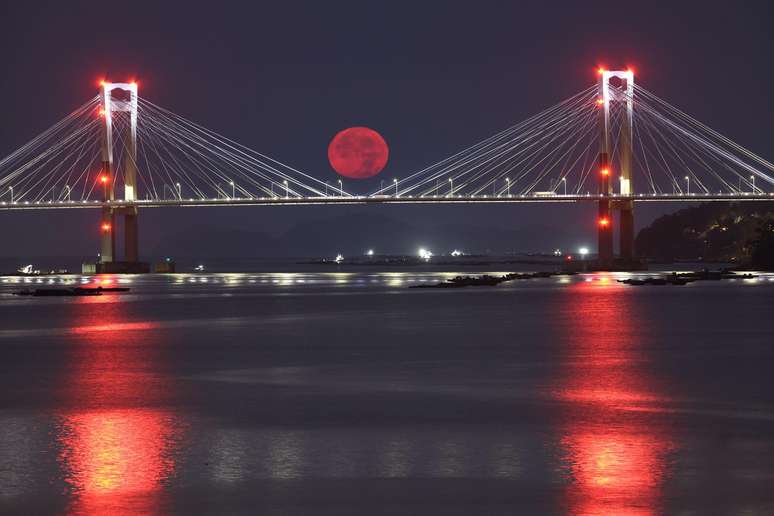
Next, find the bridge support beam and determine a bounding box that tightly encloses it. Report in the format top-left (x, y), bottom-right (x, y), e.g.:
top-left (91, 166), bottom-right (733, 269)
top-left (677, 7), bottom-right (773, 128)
top-left (598, 69), bottom-right (637, 267)
top-left (620, 201), bottom-right (634, 260)
top-left (98, 81), bottom-right (143, 267)
top-left (124, 208), bottom-right (139, 263)
top-left (597, 152), bottom-right (613, 266)
top-left (100, 207), bottom-right (115, 263)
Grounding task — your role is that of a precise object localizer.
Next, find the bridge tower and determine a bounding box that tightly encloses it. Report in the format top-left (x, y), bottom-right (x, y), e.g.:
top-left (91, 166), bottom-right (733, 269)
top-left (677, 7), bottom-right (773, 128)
top-left (99, 81), bottom-right (140, 267)
top-left (598, 69), bottom-right (635, 265)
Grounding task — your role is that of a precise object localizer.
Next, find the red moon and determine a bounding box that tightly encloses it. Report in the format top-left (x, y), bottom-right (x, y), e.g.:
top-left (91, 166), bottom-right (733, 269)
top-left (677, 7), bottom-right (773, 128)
top-left (328, 127), bottom-right (389, 179)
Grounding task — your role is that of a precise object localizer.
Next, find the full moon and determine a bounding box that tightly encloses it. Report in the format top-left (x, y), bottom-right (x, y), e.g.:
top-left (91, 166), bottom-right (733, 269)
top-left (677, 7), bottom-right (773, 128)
top-left (328, 127), bottom-right (389, 179)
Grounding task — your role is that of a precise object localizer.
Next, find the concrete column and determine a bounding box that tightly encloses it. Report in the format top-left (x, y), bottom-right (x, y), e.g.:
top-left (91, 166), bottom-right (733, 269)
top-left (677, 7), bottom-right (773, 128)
top-left (597, 153), bottom-right (613, 266)
top-left (124, 208), bottom-right (139, 263)
top-left (618, 74), bottom-right (635, 261)
top-left (620, 203), bottom-right (634, 260)
top-left (100, 206), bottom-right (115, 263)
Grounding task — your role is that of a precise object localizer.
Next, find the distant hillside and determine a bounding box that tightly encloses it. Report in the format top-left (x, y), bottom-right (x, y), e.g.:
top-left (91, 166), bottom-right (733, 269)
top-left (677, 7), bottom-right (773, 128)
top-left (152, 211), bottom-right (575, 258)
top-left (635, 203), bottom-right (774, 263)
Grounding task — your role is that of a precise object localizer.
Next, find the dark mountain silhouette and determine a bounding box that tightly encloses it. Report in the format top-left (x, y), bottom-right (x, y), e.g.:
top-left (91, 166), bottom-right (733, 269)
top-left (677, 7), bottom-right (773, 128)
top-left (635, 203), bottom-right (774, 263)
top-left (151, 211), bottom-right (574, 258)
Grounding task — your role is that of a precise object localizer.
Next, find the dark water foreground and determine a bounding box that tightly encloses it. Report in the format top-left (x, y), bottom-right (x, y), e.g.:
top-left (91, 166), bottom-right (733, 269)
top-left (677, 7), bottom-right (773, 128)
top-left (1, 271), bottom-right (773, 515)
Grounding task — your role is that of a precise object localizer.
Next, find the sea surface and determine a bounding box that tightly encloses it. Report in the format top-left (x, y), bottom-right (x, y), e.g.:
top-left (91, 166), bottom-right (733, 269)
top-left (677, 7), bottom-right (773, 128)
top-left (1, 268), bottom-right (773, 515)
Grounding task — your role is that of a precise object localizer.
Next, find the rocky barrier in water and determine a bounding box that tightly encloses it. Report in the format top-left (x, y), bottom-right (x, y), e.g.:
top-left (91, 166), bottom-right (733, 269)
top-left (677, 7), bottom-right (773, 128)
top-left (409, 271), bottom-right (575, 289)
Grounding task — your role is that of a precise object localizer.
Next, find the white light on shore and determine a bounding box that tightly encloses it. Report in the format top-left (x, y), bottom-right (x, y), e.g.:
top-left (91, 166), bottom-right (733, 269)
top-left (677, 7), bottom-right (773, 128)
top-left (418, 248), bottom-right (433, 261)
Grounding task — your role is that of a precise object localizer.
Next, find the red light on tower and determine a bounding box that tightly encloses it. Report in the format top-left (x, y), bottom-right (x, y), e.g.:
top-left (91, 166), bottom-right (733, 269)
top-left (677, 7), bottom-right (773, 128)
top-left (597, 67), bottom-right (606, 75)
top-left (97, 108), bottom-right (106, 117)
top-left (595, 98), bottom-right (605, 106)
top-left (100, 174), bottom-right (109, 184)
top-left (598, 217), bottom-right (610, 228)
top-left (101, 222), bottom-right (112, 232)
top-left (600, 168), bottom-right (610, 177)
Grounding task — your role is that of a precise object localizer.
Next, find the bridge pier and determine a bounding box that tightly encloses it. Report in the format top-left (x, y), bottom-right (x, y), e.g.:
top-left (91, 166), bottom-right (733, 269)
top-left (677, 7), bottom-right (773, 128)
top-left (619, 201), bottom-right (635, 260)
top-left (594, 69), bottom-right (643, 270)
top-left (100, 206), bottom-right (115, 263)
top-left (94, 81), bottom-right (147, 273)
top-left (597, 153), bottom-right (613, 266)
top-left (124, 208), bottom-right (139, 263)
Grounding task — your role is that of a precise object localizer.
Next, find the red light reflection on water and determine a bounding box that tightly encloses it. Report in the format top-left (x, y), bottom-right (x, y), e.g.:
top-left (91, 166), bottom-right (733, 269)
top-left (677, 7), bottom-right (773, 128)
top-left (556, 278), bottom-right (675, 516)
top-left (57, 298), bottom-right (182, 515)
top-left (59, 409), bottom-right (178, 514)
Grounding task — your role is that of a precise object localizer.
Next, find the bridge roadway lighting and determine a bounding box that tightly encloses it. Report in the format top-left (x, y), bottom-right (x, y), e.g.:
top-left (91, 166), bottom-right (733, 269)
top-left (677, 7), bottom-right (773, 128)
top-left (684, 176), bottom-right (690, 195)
top-left (338, 178), bottom-right (343, 196)
top-left (750, 175), bottom-right (756, 193)
top-left (229, 180), bottom-right (235, 199)
top-left (561, 177), bottom-right (567, 195)
top-left (283, 179), bottom-right (289, 199)
top-left (393, 178), bottom-right (398, 197)
top-left (175, 182), bottom-right (181, 200)
top-left (448, 178), bottom-right (454, 197)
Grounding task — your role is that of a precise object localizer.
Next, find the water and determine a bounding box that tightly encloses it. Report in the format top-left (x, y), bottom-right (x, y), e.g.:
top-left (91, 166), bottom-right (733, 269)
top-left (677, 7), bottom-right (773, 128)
top-left (1, 270), bottom-right (773, 515)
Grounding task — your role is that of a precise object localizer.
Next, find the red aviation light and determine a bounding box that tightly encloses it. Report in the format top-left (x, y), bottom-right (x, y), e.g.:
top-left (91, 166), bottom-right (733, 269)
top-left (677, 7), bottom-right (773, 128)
top-left (598, 217), bottom-right (611, 228)
top-left (100, 175), bottom-right (109, 184)
top-left (600, 168), bottom-right (610, 177)
top-left (101, 223), bottom-right (112, 232)
top-left (597, 67), bottom-right (606, 75)
top-left (595, 98), bottom-right (605, 106)
top-left (98, 108), bottom-right (106, 117)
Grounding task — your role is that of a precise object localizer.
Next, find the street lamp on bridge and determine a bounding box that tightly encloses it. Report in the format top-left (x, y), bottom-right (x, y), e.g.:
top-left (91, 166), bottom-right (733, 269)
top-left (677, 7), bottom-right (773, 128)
top-left (393, 178), bottom-right (398, 197)
top-left (283, 179), bottom-right (289, 199)
top-left (448, 177), bottom-right (454, 197)
top-left (338, 178), bottom-right (343, 196)
top-left (506, 177), bottom-right (510, 197)
top-left (229, 180), bottom-right (235, 199)
top-left (684, 176), bottom-right (690, 195)
top-left (751, 175), bottom-right (756, 193)
top-left (175, 182), bottom-right (181, 200)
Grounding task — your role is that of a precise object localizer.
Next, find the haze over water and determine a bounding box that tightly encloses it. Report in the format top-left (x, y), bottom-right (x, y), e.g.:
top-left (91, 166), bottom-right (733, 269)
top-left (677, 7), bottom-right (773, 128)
top-left (1, 269), bottom-right (773, 515)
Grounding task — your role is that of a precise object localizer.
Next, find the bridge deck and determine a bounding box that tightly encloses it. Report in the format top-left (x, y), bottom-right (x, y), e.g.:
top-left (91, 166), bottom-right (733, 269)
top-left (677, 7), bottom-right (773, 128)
top-left (0, 193), bottom-right (772, 211)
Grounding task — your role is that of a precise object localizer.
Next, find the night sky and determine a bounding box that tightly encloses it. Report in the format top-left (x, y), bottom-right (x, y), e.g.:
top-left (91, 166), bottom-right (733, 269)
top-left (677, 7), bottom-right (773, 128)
top-left (0, 1), bottom-right (772, 259)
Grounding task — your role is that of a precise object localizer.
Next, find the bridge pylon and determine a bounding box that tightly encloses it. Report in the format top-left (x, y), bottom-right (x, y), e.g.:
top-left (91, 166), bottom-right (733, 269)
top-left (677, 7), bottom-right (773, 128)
top-left (97, 81), bottom-right (145, 272)
top-left (598, 69), bottom-right (637, 266)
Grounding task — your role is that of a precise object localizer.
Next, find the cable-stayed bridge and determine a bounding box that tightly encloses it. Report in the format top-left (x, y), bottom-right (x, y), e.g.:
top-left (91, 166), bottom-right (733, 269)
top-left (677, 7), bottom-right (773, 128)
top-left (0, 71), bottom-right (772, 269)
